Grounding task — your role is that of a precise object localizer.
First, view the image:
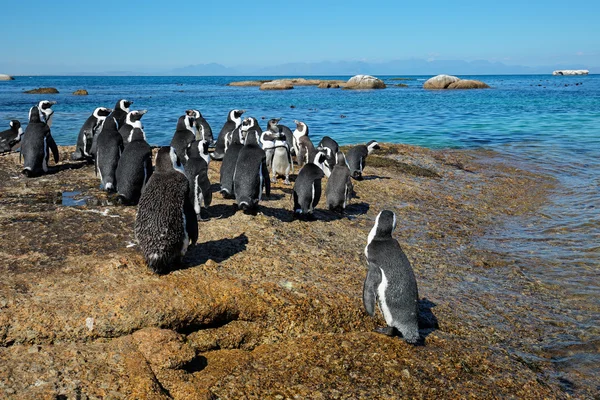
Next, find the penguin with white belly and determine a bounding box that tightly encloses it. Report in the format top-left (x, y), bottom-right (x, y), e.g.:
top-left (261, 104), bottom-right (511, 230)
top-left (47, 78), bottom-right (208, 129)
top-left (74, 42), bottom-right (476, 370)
top-left (72, 107), bottom-right (112, 161)
top-left (0, 120), bottom-right (22, 153)
top-left (317, 136), bottom-right (339, 178)
top-left (292, 120), bottom-right (316, 167)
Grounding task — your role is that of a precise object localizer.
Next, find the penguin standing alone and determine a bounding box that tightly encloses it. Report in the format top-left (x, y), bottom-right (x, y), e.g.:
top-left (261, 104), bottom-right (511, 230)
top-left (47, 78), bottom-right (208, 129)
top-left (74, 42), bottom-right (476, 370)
top-left (363, 210), bottom-right (421, 345)
top-left (21, 106), bottom-right (59, 177)
top-left (292, 151), bottom-right (327, 218)
top-left (95, 116), bottom-right (123, 191)
top-left (212, 109), bottom-right (244, 160)
top-left (184, 139), bottom-right (212, 216)
top-left (119, 109), bottom-right (147, 145)
top-left (346, 140), bottom-right (380, 180)
top-left (325, 152), bottom-right (353, 213)
top-left (0, 120), bottom-right (22, 153)
top-left (233, 129), bottom-right (270, 212)
top-left (71, 107), bottom-right (112, 161)
top-left (115, 127), bottom-right (153, 205)
top-left (135, 147), bottom-right (198, 274)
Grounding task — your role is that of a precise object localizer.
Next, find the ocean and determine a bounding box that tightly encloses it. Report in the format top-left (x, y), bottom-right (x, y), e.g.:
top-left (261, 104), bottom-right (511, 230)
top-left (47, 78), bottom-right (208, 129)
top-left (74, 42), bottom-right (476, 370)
top-left (1, 74), bottom-right (598, 394)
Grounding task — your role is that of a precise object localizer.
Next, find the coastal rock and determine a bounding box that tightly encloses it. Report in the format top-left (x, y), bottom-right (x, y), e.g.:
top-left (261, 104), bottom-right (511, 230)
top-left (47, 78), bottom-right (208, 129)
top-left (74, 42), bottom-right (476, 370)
top-left (228, 80), bottom-right (269, 87)
top-left (24, 87), bottom-right (59, 94)
top-left (343, 74), bottom-right (386, 89)
top-left (318, 82), bottom-right (340, 89)
top-left (553, 70), bottom-right (589, 76)
top-left (0, 74), bottom-right (14, 81)
top-left (230, 78), bottom-right (346, 88)
top-left (423, 74), bottom-right (461, 89)
top-left (260, 80), bottom-right (294, 90)
top-left (447, 79), bottom-right (490, 89)
top-left (72, 89), bottom-right (89, 95)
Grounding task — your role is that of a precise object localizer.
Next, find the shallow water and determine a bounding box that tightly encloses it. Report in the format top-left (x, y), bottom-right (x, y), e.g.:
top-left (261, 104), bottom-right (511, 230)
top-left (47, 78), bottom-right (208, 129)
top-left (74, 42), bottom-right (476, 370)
top-left (1, 74), bottom-right (599, 394)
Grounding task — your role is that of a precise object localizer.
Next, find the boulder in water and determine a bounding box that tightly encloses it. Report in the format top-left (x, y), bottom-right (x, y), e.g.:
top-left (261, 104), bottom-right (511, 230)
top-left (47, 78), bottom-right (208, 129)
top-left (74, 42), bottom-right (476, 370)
top-left (0, 74), bottom-right (14, 81)
top-left (24, 87), bottom-right (59, 94)
top-left (344, 74), bottom-right (386, 89)
top-left (423, 74), bottom-right (461, 89)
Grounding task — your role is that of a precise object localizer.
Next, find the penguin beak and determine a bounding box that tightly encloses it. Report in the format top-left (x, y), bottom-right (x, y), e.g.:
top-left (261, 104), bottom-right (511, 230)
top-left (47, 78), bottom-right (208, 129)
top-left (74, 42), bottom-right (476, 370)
top-left (274, 118), bottom-right (281, 124)
top-left (49, 101), bottom-right (57, 105)
top-left (139, 109), bottom-right (148, 115)
top-left (240, 110), bottom-right (246, 114)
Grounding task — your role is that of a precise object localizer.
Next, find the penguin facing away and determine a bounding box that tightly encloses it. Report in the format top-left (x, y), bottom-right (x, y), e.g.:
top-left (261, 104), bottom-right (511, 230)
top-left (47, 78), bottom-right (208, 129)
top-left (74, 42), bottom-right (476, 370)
top-left (135, 147), bottom-right (198, 274)
top-left (212, 109), bottom-right (245, 160)
top-left (363, 210), bottom-right (421, 345)
top-left (325, 152), bottom-right (353, 213)
top-left (21, 106), bottom-right (59, 177)
top-left (95, 116), bottom-right (123, 191)
top-left (219, 128), bottom-right (245, 199)
top-left (186, 109), bottom-right (214, 145)
top-left (292, 151), bottom-right (327, 217)
top-left (233, 129), bottom-right (270, 212)
top-left (72, 107), bottom-right (112, 161)
top-left (292, 120), bottom-right (316, 167)
top-left (184, 139), bottom-right (212, 215)
top-left (111, 99), bottom-right (133, 129)
top-left (317, 136), bottom-right (339, 178)
top-left (0, 120), bottom-right (22, 153)
top-left (346, 140), bottom-right (380, 180)
top-left (119, 109), bottom-right (148, 145)
top-left (115, 127), bottom-right (153, 205)
top-left (170, 114), bottom-right (197, 166)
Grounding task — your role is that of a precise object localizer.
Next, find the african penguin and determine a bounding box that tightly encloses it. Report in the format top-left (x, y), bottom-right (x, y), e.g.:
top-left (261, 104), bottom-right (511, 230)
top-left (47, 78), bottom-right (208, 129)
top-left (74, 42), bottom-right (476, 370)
top-left (270, 128), bottom-right (294, 185)
top-left (72, 107), bottom-right (112, 161)
top-left (261, 118), bottom-right (280, 169)
top-left (212, 109), bottom-right (244, 160)
top-left (317, 136), bottom-right (339, 178)
top-left (37, 100), bottom-right (56, 127)
top-left (363, 210), bottom-right (421, 345)
top-left (170, 114), bottom-right (197, 166)
top-left (119, 109), bottom-right (147, 145)
top-left (292, 120), bottom-right (316, 167)
top-left (0, 120), bottom-right (22, 153)
top-left (184, 139), bottom-right (212, 216)
top-left (95, 116), bottom-right (124, 192)
top-left (219, 128), bottom-right (245, 199)
top-left (325, 152), bottom-right (354, 213)
top-left (292, 151), bottom-right (327, 218)
top-left (135, 146), bottom-right (198, 274)
top-left (346, 140), bottom-right (380, 180)
top-left (20, 106), bottom-right (59, 177)
top-left (111, 99), bottom-right (133, 129)
top-left (278, 123), bottom-right (295, 156)
top-left (186, 109), bottom-right (214, 145)
top-left (115, 127), bottom-right (153, 205)
top-left (233, 129), bottom-right (270, 212)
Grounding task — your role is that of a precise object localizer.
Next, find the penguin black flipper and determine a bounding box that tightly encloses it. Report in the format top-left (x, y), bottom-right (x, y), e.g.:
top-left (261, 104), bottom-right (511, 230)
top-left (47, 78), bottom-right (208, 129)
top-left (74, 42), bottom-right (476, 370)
top-left (141, 153), bottom-right (153, 193)
top-left (363, 264), bottom-right (382, 317)
top-left (261, 158), bottom-right (271, 197)
top-left (183, 192), bottom-right (198, 245)
top-left (47, 134), bottom-right (59, 163)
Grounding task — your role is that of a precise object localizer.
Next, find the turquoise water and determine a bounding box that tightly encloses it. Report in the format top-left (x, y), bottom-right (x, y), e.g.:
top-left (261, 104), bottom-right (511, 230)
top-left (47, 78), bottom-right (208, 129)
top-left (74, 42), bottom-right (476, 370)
top-left (1, 75), bottom-right (599, 394)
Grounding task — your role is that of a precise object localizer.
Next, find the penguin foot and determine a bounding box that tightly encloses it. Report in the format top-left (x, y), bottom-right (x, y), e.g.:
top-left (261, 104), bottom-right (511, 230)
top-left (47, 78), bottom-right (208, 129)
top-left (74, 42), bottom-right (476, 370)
top-left (374, 326), bottom-right (397, 337)
top-left (284, 179), bottom-right (291, 185)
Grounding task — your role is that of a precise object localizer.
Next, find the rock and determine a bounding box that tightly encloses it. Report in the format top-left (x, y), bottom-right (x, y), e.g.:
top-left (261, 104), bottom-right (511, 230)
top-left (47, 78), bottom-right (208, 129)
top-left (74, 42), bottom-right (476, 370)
top-left (132, 328), bottom-right (196, 370)
top-left (260, 80), bottom-right (294, 90)
top-left (423, 74), bottom-right (461, 89)
top-left (0, 74), bottom-right (14, 81)
top-left (228, 80), bottom-right (270, 87)
top-left (318, 82), bottom-right (340, 89)
top-left (73, 89), bottom-right (88, 95)
top-left (230, 78), bottom-right (346, 88)
top-left (395, 83), bottom-right (409, 88)
top-left (343, 75), bottom-right (386, 89)
top-left (24, 87), bottom-right (59, 94)
top-left (447, 80), bottom-right (490, 89)
top-left (553, 70), bottom-right (589, 76)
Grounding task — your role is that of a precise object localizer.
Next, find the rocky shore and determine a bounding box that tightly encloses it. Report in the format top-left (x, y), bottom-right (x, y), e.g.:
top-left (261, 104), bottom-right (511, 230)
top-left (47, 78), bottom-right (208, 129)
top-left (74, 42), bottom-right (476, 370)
top-left (0, 144), bottom-right (569, 398)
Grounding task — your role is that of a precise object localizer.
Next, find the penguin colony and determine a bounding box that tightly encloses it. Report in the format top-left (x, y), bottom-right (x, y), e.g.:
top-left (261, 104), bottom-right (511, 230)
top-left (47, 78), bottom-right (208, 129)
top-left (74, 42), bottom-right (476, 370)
top-left (4, 99), bottom-right (424, 344)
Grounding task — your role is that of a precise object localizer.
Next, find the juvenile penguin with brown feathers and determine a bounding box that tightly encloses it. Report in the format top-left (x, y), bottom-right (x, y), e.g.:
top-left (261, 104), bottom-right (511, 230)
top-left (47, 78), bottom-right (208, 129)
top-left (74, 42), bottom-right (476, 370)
top-left (135, 147), bottom-right (198, 274)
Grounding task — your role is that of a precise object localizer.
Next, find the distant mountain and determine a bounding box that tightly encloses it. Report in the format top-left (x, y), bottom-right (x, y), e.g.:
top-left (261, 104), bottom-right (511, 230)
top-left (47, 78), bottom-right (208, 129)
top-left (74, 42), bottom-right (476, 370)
top-left (170, 62), bottom-right (240, 75)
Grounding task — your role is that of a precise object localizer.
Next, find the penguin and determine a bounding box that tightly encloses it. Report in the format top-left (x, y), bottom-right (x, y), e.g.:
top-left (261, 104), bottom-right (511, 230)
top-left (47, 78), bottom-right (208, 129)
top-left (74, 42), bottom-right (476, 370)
top-left (292, 151), bottom-right (327, 218)
top-left (37, 100), bottom-right (56, 127)
top-left (111, 99), bottom-right (133, 129)
top-left (184, 139), bottom-right (212, 215)
top-left (363, 210), bottom-right (421, 345)
top-left (233, 129), bottom-right (270, 212)
top-left (71, 107), bottom-right (112, 161)
top-left (187, 109), bottom-right (214, 145)
top-left (135, 146), bottom-right (198, 274)
top-left (292, 120), bottom-right (316, 167)
top-left (212, 109), bottom-right (244, 160)
top-left (170, 114), bottom-right (197, 165)
top-left (0, 120), bottom-right (22, 153)
top-left (346, 140), bottom-right (380, 180)
top-left (278, 123), bottom-right (295, 156)
top-left (115, 128), bottom-right (153, 205)
top-left (325, 152), bottom-right (354, 213)
top-left (95, 116), bottom-right (123, 192)
top-left (317, 136), bottom-right (339, 178)
top-left (261, 118), bottom-right (280, 169)
top-left (226, 115), bottom-right (259, 154)
top-left (270, 129), bottom-right (294, 185)
top-left (219, 128), bottom-right (245, 199)
top-left (21, 106), bottom-right (59, 177)
top-left (119, 109), bottom-right (148, 145)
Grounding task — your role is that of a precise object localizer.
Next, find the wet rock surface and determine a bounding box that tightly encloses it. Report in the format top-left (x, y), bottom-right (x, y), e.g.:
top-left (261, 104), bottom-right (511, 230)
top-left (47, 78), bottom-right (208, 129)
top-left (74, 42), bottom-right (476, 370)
top-left (23, 87), bottom-right (59, 94)
top-left (0, 145), bottom-right (575, 398)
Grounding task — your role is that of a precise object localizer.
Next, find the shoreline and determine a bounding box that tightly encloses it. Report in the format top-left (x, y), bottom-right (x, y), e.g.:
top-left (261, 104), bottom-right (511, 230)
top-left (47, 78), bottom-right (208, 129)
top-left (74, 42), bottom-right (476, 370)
top-left (0, 144), bottom-right (587, 397)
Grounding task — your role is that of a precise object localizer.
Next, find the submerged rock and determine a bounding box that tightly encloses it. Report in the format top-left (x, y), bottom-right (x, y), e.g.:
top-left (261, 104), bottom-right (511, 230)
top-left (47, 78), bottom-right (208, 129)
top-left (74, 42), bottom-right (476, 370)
top-left (344, 74), bottom-right (386, 89)
top-left (73, 89), bottom-right (89, 95)
top-left (24, 87), bottom-right (59, 94)
top-left (447, 79), bottom-right (490, 89)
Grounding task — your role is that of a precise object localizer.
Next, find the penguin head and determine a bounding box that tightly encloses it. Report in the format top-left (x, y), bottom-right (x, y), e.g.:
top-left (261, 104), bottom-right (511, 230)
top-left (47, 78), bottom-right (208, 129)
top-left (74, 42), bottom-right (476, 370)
top-left (118, 99), bottom-right (133, 112)
top-left (128, 127), bottom-right (146, 143)
top-left (155, 146), bottom-right (185, 174)
top-left (103, 116), bottom-right (118, 131)
top-left (186, 109), bottom-right (201, 119)
top-left (28, 106), bottom-right (42, 123)
top-left (313, 151), bottom-right (327, 169)
top-left (369, 210), bottom-right (397, 241)
top-left (241, 117), bottom-right (256, 132)
top-left (229, 109), bottom-right (245, 127)
top-left (294, 120), bottom-right (308, 136)
top-left (267, 118), bottom-right (281, 132)
top-left (126, 109), bottom-right (147, 124)
top-left (335, 151), bottom-right (347, 166)
top-left (366, 140), bottom-right (380, 154)
top-left (9, 120), bottom-right (20, 130)
top-left (199, 139), bottom-right (209, 155)
top-left (38, 100), bottom-right (56, 124)
top-left (38, 100), bottom-right (56, 111)
top-left (93, 107), bottom-right (112, 118)
top-left (244, 130), bottom-right (260, 146)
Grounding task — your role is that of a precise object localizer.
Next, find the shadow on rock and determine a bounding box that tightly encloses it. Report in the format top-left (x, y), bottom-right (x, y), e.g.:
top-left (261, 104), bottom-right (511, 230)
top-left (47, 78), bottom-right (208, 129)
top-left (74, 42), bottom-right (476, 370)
top-left (418, 298), bottom-right (439, 338)
top-left (46, 161), bottom-right (89, 175)
top-left (185, 233), bottom-right (249, 265)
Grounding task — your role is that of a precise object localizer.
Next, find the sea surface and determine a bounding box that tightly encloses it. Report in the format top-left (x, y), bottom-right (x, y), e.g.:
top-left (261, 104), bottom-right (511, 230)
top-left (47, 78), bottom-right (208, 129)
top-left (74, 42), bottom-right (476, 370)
top-left (1, 75), bottom-right (599, 395)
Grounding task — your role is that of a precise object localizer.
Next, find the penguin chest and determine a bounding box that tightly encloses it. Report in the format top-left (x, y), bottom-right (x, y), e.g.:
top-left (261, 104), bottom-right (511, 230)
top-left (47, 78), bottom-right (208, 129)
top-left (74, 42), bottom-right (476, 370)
top-left (377, 269), bottom-right (394, 326)
top-left (272, 149), bottom-right (290, 174)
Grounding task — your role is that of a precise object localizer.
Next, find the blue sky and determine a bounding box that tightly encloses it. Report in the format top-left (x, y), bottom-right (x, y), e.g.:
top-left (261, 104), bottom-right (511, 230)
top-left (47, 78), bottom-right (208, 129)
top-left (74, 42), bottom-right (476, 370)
top-left (1, 0), bottom-right (599, 74)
